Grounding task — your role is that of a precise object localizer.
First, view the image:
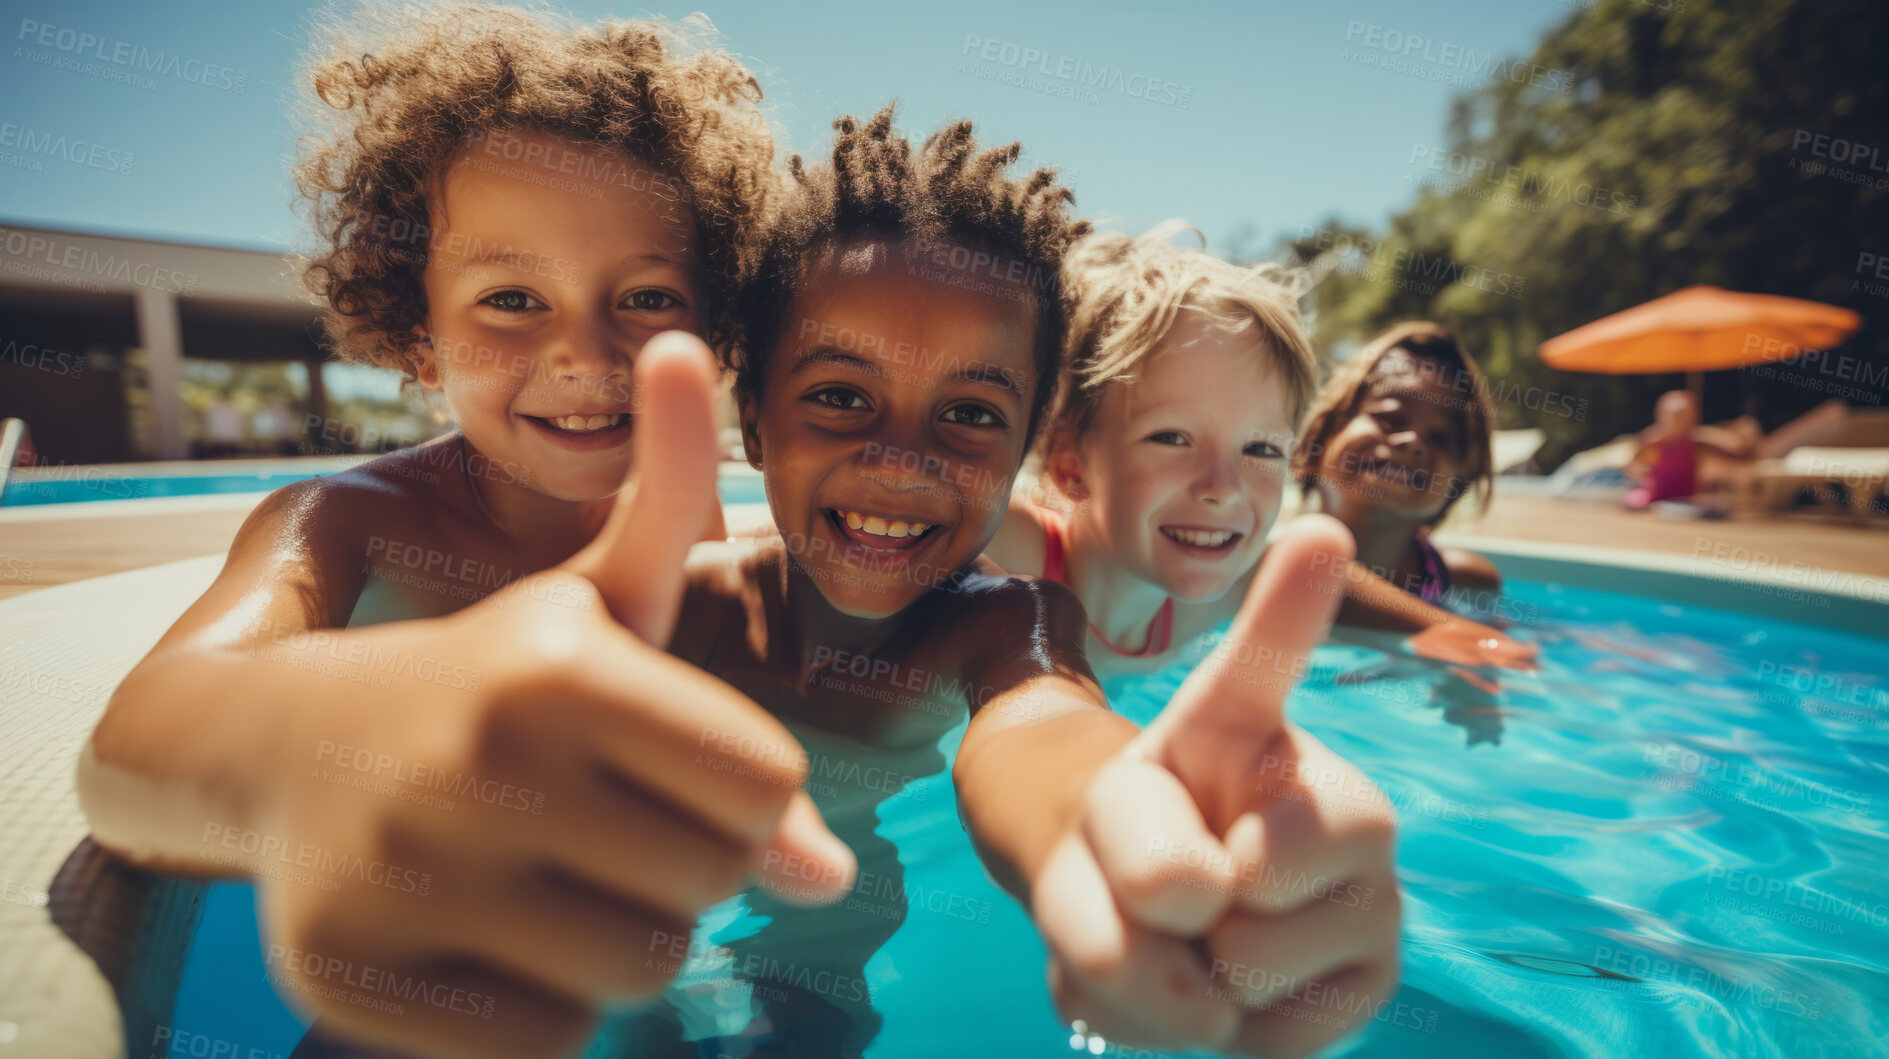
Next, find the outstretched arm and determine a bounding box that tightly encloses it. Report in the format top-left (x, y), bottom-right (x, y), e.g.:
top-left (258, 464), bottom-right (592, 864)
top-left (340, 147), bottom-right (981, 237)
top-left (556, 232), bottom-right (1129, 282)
top-left (1337, 560), bottom-right (1535, 670)
top-left (952, 577), bottom-right (1135, 895)
top-left (79, 335), bottom-right (854, 1059)
top-left (953, 519), bottom-right (1403, 1059)
top-left (78, 473), bottom-right (377, 873)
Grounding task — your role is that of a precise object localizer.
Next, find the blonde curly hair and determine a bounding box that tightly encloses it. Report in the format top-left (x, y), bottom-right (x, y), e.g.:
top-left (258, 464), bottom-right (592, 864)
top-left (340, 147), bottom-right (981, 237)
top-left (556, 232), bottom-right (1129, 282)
top-left (1046, 220), bottom-right (1317, 445)
top-left (293, 1), bottom-right (776, 373)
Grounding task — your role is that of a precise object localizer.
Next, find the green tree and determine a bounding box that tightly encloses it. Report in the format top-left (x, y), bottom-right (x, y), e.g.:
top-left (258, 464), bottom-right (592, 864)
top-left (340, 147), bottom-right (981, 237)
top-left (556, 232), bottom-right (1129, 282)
top-left (1281, 0), bottom-right (1889, 467)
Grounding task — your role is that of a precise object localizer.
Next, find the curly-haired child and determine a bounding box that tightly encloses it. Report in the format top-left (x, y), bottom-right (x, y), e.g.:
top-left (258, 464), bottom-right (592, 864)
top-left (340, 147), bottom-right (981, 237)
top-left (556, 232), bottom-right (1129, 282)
top-left (76, 5), bottom-right (825, 1056)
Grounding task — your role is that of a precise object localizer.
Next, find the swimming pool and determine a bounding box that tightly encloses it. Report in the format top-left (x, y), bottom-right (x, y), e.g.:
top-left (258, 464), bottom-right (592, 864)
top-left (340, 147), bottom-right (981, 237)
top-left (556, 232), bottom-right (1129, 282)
top-left (1, 469), bottom-right (342, 506)
top-left (148, 569), bottom-right (1888, 1057)
top-left (0, 461), bottom-right (770, 507)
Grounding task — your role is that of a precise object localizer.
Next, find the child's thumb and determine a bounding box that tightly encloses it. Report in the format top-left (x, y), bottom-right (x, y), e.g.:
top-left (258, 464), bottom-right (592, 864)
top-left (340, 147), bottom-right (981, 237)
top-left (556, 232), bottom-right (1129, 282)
top-left (562, 332), bottom-right (721, 646)
top-left (754, 792), bottom-right (859, 906)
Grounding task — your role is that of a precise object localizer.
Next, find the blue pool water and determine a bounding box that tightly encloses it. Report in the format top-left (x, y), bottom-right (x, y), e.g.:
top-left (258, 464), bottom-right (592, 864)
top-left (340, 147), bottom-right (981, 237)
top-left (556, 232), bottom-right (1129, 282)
top-left (1, 470), bottom-right (334, 506)
top-left (162, 577), bottom-right (1888, 1057)
top-left (0, 466), bottom-right (770, 506)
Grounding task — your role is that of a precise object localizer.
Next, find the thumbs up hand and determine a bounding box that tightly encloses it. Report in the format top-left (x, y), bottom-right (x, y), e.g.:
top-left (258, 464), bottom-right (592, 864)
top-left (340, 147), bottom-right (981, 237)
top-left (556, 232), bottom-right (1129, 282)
top-left (556, 331), bottom-right (722, 644)
top-left (247, 333), bottom-right (854, 1058)
top-left (555, 332), bottom-right (854, 903)
top-left (1030, 516), bottom-right (1401, 1058)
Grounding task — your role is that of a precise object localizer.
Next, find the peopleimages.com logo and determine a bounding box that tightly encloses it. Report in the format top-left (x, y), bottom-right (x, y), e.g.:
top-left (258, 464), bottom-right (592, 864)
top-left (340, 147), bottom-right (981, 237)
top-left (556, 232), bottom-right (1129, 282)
top-left (0, 120), bottom-right (134, 174)
top-left (959, 34), bottom-right (1192, 109)
top-left (1342, 21), bottom-right (1574, 95)
top-left (15, 18), bottom-right (249, 93)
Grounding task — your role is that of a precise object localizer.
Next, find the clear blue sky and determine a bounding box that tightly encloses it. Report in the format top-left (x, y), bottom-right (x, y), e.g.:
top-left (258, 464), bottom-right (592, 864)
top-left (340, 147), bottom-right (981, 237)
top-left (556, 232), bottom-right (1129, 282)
top-left (1, 0), bottom-right (1573, 255)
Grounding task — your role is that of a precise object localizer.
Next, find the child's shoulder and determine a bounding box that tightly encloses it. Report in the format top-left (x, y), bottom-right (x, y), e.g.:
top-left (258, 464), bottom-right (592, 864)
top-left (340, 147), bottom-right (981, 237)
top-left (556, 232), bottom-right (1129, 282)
top-left (925, 562), bottom-right (1097, 693)
top-left (940, 558), bottom-right (1090, 649)
top-left (245, 440), bottom-right (477, 549)
top-left (340, 435), bottom-right (491, 493)
top-left (195, 445), bottom-right (470, 630)
top-left (982, 491), bottom-right (1052, 576)
top-left (1438, 545), bottom-right (1502, 593)
top-left (307, 446), bottom-right (442, 500)
top-left (247, 455), bottom-right (400, 532)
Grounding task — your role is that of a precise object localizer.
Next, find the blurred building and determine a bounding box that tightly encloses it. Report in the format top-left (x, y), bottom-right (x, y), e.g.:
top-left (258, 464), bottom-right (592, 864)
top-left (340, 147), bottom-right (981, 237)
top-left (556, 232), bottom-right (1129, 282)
top-left (0, 222), bottom-right (330, 463)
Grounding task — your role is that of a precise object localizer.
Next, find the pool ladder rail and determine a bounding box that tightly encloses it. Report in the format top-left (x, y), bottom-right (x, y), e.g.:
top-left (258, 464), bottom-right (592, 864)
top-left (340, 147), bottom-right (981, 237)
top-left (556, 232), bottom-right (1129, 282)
top-left (0, 418), bottom-right (31, 505)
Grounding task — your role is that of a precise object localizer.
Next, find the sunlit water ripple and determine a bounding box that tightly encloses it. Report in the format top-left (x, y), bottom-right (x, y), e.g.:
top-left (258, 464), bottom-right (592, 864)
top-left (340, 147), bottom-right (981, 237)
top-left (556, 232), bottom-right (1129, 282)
top-left (173, 579), bottom-right (1889, 1057)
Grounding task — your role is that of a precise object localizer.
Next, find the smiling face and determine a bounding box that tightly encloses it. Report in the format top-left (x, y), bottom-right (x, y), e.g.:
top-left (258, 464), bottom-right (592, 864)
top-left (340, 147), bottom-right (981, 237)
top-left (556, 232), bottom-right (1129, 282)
top-left (1050, 309), bottom-right (1295, 603)
top-left (744, 239), bottom-right (1040, 619)
top-left (415, 129), bottom-right (700, 501)
top-left (1314, 348), bottom-right (1471, 522)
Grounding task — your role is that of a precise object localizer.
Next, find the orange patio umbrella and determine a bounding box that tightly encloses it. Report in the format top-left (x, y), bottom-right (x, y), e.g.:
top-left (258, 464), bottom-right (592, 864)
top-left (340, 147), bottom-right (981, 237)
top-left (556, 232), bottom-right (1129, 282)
top-left (1538, 286), bottom-right (1862, 381)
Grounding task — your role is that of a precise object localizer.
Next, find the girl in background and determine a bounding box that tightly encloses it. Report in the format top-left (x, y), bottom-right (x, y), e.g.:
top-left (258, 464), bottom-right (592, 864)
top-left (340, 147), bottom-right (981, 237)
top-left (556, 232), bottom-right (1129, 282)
top-left (1293, 322), bottom-right (1533, 745)
top-left (1294, 321), bottom-right (1503, 610)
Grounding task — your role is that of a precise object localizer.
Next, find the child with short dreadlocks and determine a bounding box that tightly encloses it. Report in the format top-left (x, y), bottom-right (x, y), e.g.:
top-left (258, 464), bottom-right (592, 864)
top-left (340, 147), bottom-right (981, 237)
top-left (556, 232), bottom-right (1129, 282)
top-left (597, 104), bottom-right (1402, 1058)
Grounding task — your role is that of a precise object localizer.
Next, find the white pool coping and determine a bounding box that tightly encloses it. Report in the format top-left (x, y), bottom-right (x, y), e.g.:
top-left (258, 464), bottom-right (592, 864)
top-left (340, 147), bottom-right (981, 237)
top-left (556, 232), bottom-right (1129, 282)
top-left (1439, 533), bottom-right (1889, 630)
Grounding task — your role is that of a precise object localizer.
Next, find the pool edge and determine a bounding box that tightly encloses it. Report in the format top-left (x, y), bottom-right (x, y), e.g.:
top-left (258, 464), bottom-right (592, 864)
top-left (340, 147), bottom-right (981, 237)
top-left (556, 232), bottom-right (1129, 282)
top-left (1441, 533), bottom-right (1889, 633)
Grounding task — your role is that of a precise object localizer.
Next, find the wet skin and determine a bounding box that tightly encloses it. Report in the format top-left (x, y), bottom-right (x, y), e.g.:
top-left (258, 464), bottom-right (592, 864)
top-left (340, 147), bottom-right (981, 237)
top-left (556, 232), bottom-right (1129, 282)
top-left (630, 242), bottom-right (1102, 1053)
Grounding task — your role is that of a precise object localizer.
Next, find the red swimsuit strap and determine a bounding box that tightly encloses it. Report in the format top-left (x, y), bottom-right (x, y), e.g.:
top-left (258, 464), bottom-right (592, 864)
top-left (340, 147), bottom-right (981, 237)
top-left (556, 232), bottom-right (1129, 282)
top-left (1040, 508), bottom-right (1069, 584)
top-left (1039, 509), bottom-right (1173, 657)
